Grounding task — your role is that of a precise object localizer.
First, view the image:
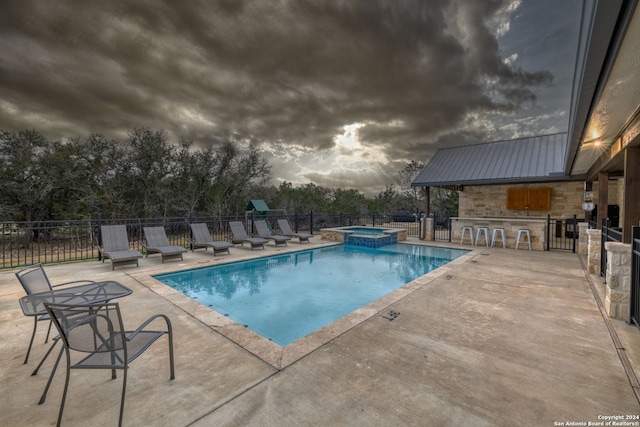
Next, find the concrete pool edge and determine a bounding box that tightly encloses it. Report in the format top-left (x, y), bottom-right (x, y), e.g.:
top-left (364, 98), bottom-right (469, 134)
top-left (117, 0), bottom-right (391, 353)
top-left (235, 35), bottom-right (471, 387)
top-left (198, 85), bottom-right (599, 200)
top-left (129, 240), bottom-right (479, 370)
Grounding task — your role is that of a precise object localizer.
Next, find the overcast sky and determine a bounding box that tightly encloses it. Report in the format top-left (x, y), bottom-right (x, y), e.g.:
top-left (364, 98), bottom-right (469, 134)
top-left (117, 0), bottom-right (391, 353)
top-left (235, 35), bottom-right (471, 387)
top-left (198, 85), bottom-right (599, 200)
top-left (0, 0), bottom-right (583, 196)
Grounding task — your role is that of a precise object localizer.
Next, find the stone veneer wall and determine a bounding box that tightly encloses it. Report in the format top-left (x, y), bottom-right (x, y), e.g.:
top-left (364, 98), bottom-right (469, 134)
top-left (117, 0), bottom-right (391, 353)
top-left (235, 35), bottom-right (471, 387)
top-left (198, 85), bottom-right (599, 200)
top-left (605, 242), bottom-right (632, 321)
top-left (458, 180), bottom-right (621, 219)
top-left (458, 182), bottom-right (584, 218)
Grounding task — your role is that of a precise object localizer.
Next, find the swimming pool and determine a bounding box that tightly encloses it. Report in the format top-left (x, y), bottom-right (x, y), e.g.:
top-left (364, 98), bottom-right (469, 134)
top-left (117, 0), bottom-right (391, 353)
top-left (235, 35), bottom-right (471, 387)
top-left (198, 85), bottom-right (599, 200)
top-left (154, 244), bottom-right (468, 346)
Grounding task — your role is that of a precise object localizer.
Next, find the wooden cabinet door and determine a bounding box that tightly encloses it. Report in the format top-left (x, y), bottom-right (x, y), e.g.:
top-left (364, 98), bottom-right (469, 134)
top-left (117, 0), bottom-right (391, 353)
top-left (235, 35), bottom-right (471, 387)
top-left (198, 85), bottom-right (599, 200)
top-left (528, 188), bottom-right (551, 210)
top-left (506, 187), bottom-right (550, 210)
top-left (507, 188), bottom-right (528, 210)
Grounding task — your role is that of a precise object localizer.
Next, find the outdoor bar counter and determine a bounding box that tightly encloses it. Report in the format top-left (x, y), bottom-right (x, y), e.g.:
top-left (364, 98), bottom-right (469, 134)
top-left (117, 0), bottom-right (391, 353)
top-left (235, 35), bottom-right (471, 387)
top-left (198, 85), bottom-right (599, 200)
top-left (451, 217), bottom-right (546, 250)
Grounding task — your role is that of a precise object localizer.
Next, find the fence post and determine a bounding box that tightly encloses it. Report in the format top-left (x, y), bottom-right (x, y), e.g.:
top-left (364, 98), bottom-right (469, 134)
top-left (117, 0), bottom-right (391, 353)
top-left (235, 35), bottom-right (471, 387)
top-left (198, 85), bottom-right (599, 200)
top-left (97, 213), bottom-right (103, 261)
top-left (188, 213), bottom-right (193, 251)
top-left (546, 214), bottom-right (551, 251)
top-left (601, 218), bottom-right (609, 281)
top-left (310, 210), bottom-right (314, 234)
top-left (572, 215), bottom-right (577, 253)
top-left (372, 214), bottom-right (376, 227)
top-left (630, 226), bottom-right (640, 326)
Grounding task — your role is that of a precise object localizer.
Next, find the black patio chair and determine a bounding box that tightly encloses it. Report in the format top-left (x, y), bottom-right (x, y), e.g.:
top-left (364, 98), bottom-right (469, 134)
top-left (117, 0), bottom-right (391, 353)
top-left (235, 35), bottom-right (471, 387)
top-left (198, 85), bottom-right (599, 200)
top-left (15, 263), bottom-right (96, 364)
top-left (44, 301), bottom-right (175, 427)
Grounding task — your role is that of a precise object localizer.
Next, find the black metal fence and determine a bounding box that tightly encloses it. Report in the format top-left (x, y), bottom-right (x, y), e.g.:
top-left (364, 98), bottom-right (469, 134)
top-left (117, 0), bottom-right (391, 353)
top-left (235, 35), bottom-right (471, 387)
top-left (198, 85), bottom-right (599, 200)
top-left (433, 217), bottom-right (452, 242)
top-left (0, 212), bottom-right (422, 269)
top-left (546, 215), bottom-right (580, 252)
top-left (600, 218), bottom-right (623, 280)
top-left (630, 226), bottom-right (640, 327)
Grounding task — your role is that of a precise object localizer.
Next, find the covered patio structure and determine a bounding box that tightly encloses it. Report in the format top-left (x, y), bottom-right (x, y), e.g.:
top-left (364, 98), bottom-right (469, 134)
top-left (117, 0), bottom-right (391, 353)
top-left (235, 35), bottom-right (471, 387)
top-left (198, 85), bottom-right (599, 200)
top-left (413, 0), bottom-right (640, 243)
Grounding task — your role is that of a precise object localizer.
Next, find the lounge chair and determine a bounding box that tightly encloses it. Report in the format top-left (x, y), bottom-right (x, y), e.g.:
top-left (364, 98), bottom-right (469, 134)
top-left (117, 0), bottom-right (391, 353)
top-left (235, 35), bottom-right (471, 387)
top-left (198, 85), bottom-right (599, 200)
top-left (188, 223), bottom-right (233, 256)
top-left (44, 301), bottom-right (174, 427)
top-left (277, 219), bottom-right (313, 243)
top-left (229, 221), bottom-right (268, 250)
top-left (254, 220), bottom-right (291, 247)
top-left (99, 225), bottom-right (143, 270)
top-left (142, 226), bottom-right (187, 263)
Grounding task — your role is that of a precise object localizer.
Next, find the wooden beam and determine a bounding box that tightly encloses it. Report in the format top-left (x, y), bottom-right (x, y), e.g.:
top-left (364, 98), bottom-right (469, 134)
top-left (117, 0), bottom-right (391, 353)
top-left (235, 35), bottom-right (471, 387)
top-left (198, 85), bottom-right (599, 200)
top-left (622, 147), bottom-right (640, 242)
top-left (424, 186), bottom-right (430, 216)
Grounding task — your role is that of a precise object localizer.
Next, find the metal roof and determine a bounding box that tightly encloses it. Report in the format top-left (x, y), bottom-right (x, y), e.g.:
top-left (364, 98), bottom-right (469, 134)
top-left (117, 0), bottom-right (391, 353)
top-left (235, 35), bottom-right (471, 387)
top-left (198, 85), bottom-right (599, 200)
top-left (246, 199), bottom-right (270, 211)
top-left (412, 133), bottom-right (569, 187)
top-left (412, 2), bottom-right (640, 189)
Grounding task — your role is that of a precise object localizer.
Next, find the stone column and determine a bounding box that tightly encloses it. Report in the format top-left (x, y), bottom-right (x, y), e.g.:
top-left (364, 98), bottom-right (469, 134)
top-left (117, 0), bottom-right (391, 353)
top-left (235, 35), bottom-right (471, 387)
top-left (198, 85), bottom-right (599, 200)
top-left (586, 229), bottom-right (601, 275)
top-left (578, 223), bottom-right (588, 254)
top-left (605, 242), bottom-right (632, 321)
top-left (421, 217), bottom-right (434, 241)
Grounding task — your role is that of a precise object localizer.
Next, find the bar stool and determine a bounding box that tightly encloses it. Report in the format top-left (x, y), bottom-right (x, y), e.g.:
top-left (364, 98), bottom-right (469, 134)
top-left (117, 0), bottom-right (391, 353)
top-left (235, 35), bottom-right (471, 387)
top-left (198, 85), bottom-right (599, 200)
top-left (460, 226), bottom-right (474, 245)
top-left (491, 228), bottom-right (506, 248)
top-left (475, 227), bottom-right (489, 246)
top-left (516, 229), bottom-right (531, 251)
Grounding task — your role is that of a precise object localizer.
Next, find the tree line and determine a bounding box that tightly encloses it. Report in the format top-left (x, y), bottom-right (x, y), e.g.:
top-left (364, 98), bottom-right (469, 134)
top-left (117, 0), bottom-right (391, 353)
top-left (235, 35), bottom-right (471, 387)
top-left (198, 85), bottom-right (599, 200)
top-left (0, 128), bottom-right (457, 222)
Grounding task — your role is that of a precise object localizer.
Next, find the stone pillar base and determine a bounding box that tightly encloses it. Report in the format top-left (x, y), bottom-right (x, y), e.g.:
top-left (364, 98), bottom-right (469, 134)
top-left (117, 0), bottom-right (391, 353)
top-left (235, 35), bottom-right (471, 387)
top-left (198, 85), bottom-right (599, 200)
top-left (421, 218), bottom-right (434, 241)
top-left (604, 242), bottom-right (632, 321)
top-left (586, 229), bottom-right (601, 275)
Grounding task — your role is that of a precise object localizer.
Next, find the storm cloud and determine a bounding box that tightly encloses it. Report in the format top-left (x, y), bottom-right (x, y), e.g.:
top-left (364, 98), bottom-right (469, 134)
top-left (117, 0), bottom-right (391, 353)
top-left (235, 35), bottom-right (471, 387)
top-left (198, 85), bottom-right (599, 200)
top-left (0, 0), bottom-right (581, 195)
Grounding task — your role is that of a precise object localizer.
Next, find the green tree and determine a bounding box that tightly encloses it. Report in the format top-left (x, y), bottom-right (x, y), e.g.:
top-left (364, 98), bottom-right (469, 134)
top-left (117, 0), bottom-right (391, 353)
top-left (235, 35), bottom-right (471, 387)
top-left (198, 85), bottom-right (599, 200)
top-left (395, 160), bottom-right (425, 213)
top-left (163, 140), bottom-right (217, 217)
top-left (37, 139), bottom-right (96, 219)
top-left (330, 188), bottom-right (368, 214)
top-left (0, 130), bottom-right (49, 222)
top-left (369, 185), bottom-right (401, 214)
top-left (122, 128), bottom-right (178, 218)
top-left (207, 141), bottom-right (272, 216)
top-left (430, 187), bottom-right (459, 217)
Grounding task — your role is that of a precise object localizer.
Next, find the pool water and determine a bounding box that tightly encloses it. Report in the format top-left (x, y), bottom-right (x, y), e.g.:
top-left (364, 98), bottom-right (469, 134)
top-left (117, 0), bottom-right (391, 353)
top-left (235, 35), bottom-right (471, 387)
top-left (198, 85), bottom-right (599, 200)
top-left (154, 244), bottom-right (468, 346)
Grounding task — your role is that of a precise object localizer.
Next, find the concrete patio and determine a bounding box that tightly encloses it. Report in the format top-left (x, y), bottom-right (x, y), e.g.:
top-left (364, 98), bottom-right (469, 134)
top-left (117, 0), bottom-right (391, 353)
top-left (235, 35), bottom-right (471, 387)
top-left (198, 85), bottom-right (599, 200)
top-left (1, 238), bottom-right (639, 426)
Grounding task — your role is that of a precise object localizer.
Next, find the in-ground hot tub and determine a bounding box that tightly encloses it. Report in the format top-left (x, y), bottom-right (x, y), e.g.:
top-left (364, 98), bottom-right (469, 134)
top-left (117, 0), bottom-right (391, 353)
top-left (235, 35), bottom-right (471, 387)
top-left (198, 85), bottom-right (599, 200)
top-left (320, 226), bottom-right (407, 248)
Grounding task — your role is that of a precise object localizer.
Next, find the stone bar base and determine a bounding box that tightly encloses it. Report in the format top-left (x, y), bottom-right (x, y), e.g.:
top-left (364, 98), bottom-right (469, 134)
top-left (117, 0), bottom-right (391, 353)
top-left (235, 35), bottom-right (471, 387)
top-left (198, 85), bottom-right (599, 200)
top-left (451, 217), bottom-right (546, 250)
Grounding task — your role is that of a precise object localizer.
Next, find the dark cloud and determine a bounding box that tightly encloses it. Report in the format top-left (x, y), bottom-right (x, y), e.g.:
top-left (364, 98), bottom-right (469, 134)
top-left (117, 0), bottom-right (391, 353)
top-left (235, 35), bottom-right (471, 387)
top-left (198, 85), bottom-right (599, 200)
top-left (0, 0), bottom-right (582, 195)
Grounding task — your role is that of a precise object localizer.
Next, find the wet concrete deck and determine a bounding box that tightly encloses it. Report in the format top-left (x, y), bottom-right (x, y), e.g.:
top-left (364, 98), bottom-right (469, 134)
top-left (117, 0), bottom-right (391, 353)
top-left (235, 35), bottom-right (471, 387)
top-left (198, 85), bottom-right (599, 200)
top-left (1, 238), bottom-right (639, 426)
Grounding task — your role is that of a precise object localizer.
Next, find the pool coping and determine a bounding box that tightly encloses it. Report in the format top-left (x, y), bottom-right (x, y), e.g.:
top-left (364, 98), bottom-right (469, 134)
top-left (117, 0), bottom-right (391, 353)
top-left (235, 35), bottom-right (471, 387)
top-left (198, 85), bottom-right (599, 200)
top-left (130, 240), bottom-right (479, 370)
